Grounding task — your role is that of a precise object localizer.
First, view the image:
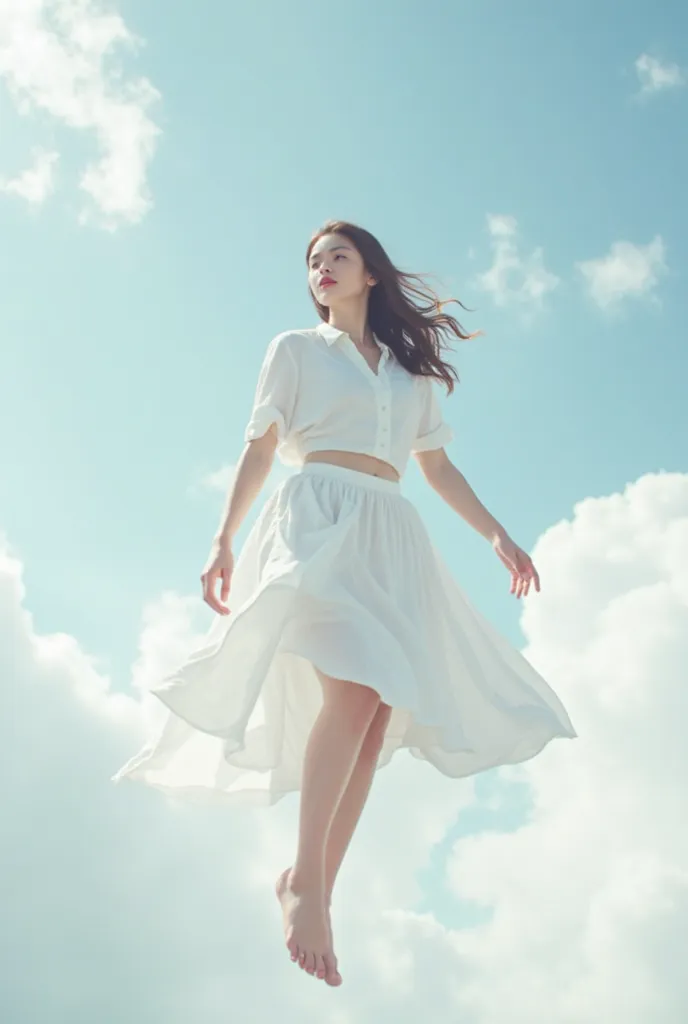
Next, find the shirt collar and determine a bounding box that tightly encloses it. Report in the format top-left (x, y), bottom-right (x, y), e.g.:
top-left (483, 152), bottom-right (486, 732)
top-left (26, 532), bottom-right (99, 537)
top-left (316, 321), bottom-right (390, 355)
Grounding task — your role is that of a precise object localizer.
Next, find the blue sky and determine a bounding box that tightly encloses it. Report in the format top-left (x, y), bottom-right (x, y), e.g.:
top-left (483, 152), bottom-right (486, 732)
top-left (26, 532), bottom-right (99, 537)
top-left (1, 1), bottom-right (687, 1020)
top-left (2, 0), bottom-right (686, 676)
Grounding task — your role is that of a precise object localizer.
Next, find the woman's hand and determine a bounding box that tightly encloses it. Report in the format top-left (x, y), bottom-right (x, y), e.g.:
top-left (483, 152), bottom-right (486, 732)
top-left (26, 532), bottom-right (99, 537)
top-left (492, 531), bottom-right (540, 599)
top-left (200, 540), bottom-right (234, 616)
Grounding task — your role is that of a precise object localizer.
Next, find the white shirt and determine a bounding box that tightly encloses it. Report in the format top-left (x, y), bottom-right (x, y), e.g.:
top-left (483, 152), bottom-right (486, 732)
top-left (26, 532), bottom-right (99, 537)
top-left (243, 322), bottom-right (454, 477)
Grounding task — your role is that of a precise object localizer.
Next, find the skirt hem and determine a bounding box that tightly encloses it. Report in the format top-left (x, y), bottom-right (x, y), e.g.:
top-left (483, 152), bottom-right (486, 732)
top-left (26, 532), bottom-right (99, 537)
top-left (112, 725), bottom-right (576, 808)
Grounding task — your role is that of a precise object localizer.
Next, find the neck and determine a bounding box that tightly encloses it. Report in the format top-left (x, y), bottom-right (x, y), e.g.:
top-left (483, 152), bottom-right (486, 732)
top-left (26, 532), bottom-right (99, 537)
top-left (327, 298), bottom-right (373, 347)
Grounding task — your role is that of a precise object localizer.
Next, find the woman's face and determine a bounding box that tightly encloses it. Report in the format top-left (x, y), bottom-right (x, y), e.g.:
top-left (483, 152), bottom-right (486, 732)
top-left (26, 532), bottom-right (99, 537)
top-left (308, 232), bottom-right (375, 307)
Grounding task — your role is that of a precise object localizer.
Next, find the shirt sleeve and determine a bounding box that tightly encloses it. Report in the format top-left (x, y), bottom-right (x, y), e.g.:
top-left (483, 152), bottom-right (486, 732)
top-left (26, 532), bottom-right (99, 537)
top-left (411, 375), bottom-right (454, 452)
top-left (244, 334), bottom-right (299, 444)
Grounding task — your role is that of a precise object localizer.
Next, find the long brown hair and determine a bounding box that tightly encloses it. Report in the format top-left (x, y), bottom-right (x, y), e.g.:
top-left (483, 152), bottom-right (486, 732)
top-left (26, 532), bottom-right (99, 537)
top-left (306, 219), bottom-right (479, 395)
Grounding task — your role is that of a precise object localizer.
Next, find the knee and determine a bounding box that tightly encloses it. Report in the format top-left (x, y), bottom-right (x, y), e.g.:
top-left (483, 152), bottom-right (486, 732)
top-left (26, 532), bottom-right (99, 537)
top-left (323, 679), bottom-right (381, 733)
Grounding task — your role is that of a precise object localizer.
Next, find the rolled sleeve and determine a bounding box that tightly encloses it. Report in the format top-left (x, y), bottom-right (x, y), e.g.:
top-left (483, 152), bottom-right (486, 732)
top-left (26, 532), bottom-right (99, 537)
top-left (411, 376), bottom-right (454, 452)
top-left (244, 334), bottom-right (299, 444)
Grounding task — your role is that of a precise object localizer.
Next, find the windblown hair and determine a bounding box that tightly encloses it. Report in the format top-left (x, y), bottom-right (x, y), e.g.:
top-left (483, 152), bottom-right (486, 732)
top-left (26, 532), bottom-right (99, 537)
top-left (306, 219), bottom-right (480, 394)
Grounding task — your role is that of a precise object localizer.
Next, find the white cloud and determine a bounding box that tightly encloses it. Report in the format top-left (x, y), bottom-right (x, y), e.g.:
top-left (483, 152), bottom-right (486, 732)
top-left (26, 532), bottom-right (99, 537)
top-left (577, 236), bottom-right (667, 310)
top-left (2, 467), bottom-right (688, 1020)
top-left (356, 470), bottom-right (688, 1023)
top-left (198, 464), bottom-right (237, 494)
top-left (0, 0), bottom-right (160, 227)
top-left (0, 147), bottom-right (58, 204)
top-left (0, 523), bottom-right (471, 1019)
top-left (187, 459), bottom-right (296, 500)
top-left (0, 535), bottom-right (335, 1021)
top-left (185, 462), bottom-right (238, 501)
top-left (475, 214), bottom-right (560, 311)
top-left (635, 53), bottom-right (685, 96)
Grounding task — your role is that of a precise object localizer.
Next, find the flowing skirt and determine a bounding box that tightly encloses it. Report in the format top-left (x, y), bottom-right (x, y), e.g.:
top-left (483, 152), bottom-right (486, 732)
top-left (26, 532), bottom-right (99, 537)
top-left (112, 462), bottom-right (576, 806)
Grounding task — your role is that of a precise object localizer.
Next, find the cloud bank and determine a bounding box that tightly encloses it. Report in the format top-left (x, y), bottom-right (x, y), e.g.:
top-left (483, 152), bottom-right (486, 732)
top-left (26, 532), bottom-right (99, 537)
top-left (2, 468), bottom-right (687, 1020)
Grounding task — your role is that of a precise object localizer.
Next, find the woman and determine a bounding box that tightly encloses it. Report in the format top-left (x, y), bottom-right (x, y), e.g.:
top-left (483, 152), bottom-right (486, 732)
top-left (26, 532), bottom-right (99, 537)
top-left (113, 220), bottom-right (576, 988)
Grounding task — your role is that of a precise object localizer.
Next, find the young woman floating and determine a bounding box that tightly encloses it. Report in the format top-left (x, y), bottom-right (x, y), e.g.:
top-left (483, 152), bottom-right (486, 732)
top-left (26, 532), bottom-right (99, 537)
top-left (113, 220), bottom-right (576, 988)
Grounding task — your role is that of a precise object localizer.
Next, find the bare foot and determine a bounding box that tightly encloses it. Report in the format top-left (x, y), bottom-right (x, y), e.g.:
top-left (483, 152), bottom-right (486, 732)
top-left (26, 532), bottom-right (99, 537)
top-left (275, 868), bottom-right (341, 986)
top-left (276, 868), bottom-right (335, 944)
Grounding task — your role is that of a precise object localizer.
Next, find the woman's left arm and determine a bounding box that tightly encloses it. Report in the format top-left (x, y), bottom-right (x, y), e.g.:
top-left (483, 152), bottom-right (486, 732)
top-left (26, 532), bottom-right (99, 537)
top-left (413, 449), bottom-right (540, 599)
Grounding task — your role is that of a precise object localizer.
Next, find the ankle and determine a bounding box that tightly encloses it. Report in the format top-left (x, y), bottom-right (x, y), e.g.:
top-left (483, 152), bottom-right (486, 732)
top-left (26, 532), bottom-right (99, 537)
top-left (288, 866), bottom-right (325, 895)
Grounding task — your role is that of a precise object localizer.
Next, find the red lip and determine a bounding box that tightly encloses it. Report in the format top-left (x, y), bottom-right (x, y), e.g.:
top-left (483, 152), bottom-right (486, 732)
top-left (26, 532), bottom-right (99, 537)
top-left (319, 277), bottom-right (336, 287)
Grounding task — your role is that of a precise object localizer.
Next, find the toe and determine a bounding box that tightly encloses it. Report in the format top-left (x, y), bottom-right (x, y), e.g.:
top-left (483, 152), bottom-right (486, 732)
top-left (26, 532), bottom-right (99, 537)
top-left (315, 955), bottom-right (327, 980)
top-left (304, 951), bottom-right (317, 975)
top-left (288, 941), bottom-right (299, 962)
top-left (323, 953), bottom-right (342, 987)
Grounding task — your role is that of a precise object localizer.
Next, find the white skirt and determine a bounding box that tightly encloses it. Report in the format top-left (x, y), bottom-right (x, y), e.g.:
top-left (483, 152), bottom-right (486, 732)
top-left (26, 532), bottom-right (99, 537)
top-left (112, 462), bottom-right (576, 806)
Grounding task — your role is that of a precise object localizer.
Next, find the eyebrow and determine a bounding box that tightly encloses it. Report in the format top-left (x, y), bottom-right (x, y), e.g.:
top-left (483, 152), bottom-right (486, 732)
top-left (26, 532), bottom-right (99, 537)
top-left (310, 245), bottom-right (352, 263)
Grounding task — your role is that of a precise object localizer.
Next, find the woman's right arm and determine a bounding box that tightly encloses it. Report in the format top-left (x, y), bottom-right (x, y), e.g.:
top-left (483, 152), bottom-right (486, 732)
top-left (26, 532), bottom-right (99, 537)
top-left (201, 425), bottom-right (278, 615)
top-left (203, 331), bottom-right (299, 614)
top-left (214, 426), bottom-right (278, 545)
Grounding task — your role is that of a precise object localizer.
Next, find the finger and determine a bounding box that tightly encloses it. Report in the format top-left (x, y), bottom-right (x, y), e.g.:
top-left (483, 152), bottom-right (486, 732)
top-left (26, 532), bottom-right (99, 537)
top-left (521, 556), bottom-right (540, 596)
top-left (202, 573), bottom-right (230, 616)
top-left (220, 568), bottom-right (231, 601)
top-left (514, 553), bottom-right (532, 599)
top-left (206, 593), bottom-right (230, 615)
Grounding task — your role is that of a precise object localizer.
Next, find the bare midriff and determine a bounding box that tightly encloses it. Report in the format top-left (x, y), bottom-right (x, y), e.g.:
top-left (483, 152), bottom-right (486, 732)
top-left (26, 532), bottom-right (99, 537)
top-left (303, 450), bottom-right (400, 482)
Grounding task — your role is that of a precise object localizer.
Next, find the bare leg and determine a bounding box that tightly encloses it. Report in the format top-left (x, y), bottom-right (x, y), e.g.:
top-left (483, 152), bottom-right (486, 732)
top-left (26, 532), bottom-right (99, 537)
top-left (323, 701), bottom-right (392, 905)
top-left (276, 673), bottom-right (381, 985)
top-left (277, 698), bottom-right (392, 978)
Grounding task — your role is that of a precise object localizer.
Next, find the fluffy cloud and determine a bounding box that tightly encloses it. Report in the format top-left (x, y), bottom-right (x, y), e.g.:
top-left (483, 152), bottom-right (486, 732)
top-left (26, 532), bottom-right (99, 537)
top-left (0, 147), bottom-right (58, 204)
top-left (577, 236), bottom-right (667, 310)
top-left (0, 527), bottom-right (471, 1022)
top-left (2, 468), bottom-right (687, 1021)
top-left (0, 536), bottom-right (340, 1022)
top-left (0, 0), bottom-right (160, 227)
top-left (351, 470), bottom-right (688, 1023)
top-left (635, 53), bottom-right (685, 96)
top-left (474, 214), bottom-right (560, 312)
